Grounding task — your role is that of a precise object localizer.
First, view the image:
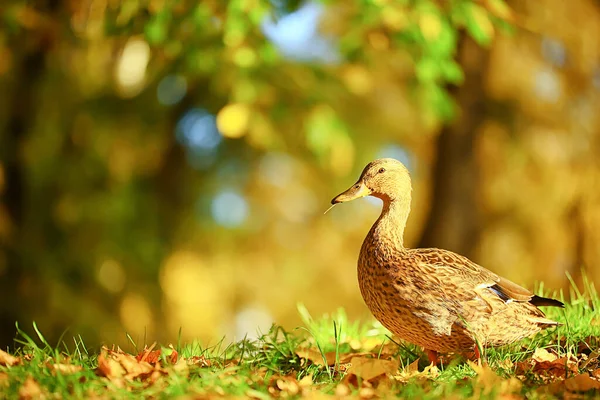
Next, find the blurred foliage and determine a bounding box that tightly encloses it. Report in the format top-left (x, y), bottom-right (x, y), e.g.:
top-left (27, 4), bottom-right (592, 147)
top-left (0, 0), bottom-right (599, 350)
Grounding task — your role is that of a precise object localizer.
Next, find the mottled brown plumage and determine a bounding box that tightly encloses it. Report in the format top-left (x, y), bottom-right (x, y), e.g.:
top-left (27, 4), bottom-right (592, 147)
top-left (331, 158), bottom-right (563, 361)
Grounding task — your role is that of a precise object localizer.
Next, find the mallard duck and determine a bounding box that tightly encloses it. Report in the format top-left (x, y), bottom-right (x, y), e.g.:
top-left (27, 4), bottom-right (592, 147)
top-left (331, 158), bottom-right (563, 363)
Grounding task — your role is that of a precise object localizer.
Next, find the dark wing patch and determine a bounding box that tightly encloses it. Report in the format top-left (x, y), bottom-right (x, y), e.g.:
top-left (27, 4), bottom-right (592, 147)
top-left (530, 295), bottom-right (565, 308)
top-left (489, 284), bottom-right (512, 303)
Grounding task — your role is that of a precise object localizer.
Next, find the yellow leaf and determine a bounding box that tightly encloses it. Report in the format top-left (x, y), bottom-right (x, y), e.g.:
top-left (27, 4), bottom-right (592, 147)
top-left (295, 348), bottom-right (336, 366)
top-left (347, 356), bottom-right (399, 381)
top-left (217, 103), bottom-right (252, 139)
top-left (532, 348), bottom-right (557, 363)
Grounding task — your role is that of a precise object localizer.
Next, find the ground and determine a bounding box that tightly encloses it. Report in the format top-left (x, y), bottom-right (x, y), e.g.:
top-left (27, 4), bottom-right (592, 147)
top-left (0, 279), bottom-right (599, 399)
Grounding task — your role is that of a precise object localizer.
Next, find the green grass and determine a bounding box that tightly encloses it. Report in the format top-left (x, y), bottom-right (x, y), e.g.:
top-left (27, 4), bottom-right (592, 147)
top-left (1, 276), bottom-right (599, 399)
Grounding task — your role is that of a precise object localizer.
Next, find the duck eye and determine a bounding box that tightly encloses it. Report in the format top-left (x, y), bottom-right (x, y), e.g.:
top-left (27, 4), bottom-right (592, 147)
top-left (378, 167), bottom-right (386, 174)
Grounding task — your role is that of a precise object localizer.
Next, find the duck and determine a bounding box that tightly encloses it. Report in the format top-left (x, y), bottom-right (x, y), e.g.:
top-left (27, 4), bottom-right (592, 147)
top-left (330, 158), bottom-right (563, 364)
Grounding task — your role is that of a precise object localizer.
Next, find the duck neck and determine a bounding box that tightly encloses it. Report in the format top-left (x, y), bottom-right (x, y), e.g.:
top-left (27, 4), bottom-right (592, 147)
top-left (372, 197), bottom-right (410, 249)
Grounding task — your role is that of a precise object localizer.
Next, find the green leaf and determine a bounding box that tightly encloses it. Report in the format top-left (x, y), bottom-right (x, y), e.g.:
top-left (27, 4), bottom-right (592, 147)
top-left (415, 58), bottom-right (441, 83)
top-left (464, 3), bottom-right (494, 46)
top-left (425, 20), bottom-right (458, 58)
top-left (145, 19), bottom-right (168, 45)
top-left (441, 60), bottom-right (464, 84)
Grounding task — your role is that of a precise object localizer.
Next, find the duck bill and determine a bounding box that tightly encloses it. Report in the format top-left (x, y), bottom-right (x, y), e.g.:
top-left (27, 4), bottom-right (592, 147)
top-left (331, 181), bottom-right (371, 204)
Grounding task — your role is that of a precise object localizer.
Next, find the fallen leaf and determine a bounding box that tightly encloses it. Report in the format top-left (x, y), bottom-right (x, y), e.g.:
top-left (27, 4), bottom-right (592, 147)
top-left (0, 349), bottom-right (21, 366)
top-left (564, 373), bottom-right (600, 392)
top-left (406, 358), bottom-right (420, 374)
top-left (358, 387), bottom-right (376, 398)
top-left (52, 363), bottom-right (83, 375)
top-left (167, 344), bottom-right (178, 364)
top-left (469, 361), bottom-right (522, 396)
top-left (517, 354), bottom-right (578, 382)
top-left (335, 383), bottom-right (350, 396)
top-left (298, 374), bottom-right (313, 387)
top-left (276, 377), bottom-right (299, 395)
top-left (96, 350), bottom-right (126, 382)
top-left (346, 356), bottom-right (399, 382)
top-left (19, 377), bottom-right (43, 400)
top-left (296, 348), bottom-right (336, 366)
top-left (185, 355), bottom-right (211, 367)
top-left (113, 352), bottom-right (154, 380)
top-left (581, 350), bottom-right (600, 370)
top-left (136, 343), bottom-right (160, 364)
top-left (532, 348), bottom-right (557, 363)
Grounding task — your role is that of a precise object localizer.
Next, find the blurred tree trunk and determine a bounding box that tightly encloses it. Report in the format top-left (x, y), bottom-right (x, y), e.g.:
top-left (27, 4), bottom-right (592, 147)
top-left (0, 0), bottom-right (60, 349)
top-left (0, 53), bottom-right (45, 348)
top-left (417, 37), bottom-right (488, 257)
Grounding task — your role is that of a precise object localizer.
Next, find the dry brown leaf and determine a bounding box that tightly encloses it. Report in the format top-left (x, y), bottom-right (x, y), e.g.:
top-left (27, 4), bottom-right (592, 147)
top-left (97, 346), bottom-right (165, 386)
top-left (52, 363), bottom-right (83, 375)
top-left (0, 349), bottom-right (21, 367)
top-left (19, 376), bottom-right (44, 400)
top-left (296, 348), bottom-right (336, 366)
top-left (96, 350), bottom-right (125, 380)
top-left (581, 350), bottom-right (600, 370)
top-left (532, 348), bottom-right (557, 363)
top-left (517, 354), bottom-right (578, 382)
top-left (276, 377), bottom-right (300, 395)
top-left (346, 356), bottom-right (399, 382)
top-left (115, 352), bottom-right (154, 379)
top-left (136, 343), bottom-right (160, 364)
top-left (335, 383), bottom-right (351, 396)
top-left (406, 358), bottom-right (420, 374)
top-left (184, 355), bottom-right (211, 367)
top-left (298, 374), bottom-right (313, 387)
top-left (564, 373), bottom-right (600, 392)
top-left (394, 362), bottom-right (439, 384)
top-left (470, 361), bottom-right (522, 396)
top-left (358, 387), bottom-right (376, 398)
top-left (167, 344), bottom-right (178, 364)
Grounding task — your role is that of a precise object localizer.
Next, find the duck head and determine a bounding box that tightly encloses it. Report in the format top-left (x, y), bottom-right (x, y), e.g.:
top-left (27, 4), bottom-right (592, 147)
top-left (331, 158), bottom-right (412, 205)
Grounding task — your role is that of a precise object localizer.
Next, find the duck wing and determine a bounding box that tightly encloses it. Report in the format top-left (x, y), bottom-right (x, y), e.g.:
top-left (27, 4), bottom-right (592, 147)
top-left (410, 248), bottom-right (564, 308)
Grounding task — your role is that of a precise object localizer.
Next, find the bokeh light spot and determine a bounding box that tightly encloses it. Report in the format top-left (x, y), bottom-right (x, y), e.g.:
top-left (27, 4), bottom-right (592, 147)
top-left (115, 37), bottom-right (150, 97)
top-left (234, 305), bottom-right (274, 340)
top-left (176, 108), bottom-right (222, 169)
top-left (262, 2), bottom-right (340, 64)
top-left (216, 103), bottom-right (251, 139)
top-left (211, 190), bottom-right (248, 228)
top-left (96, 259), bottom-right (126, 293)
top-left (157, 74), bottom-right (187, 106)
